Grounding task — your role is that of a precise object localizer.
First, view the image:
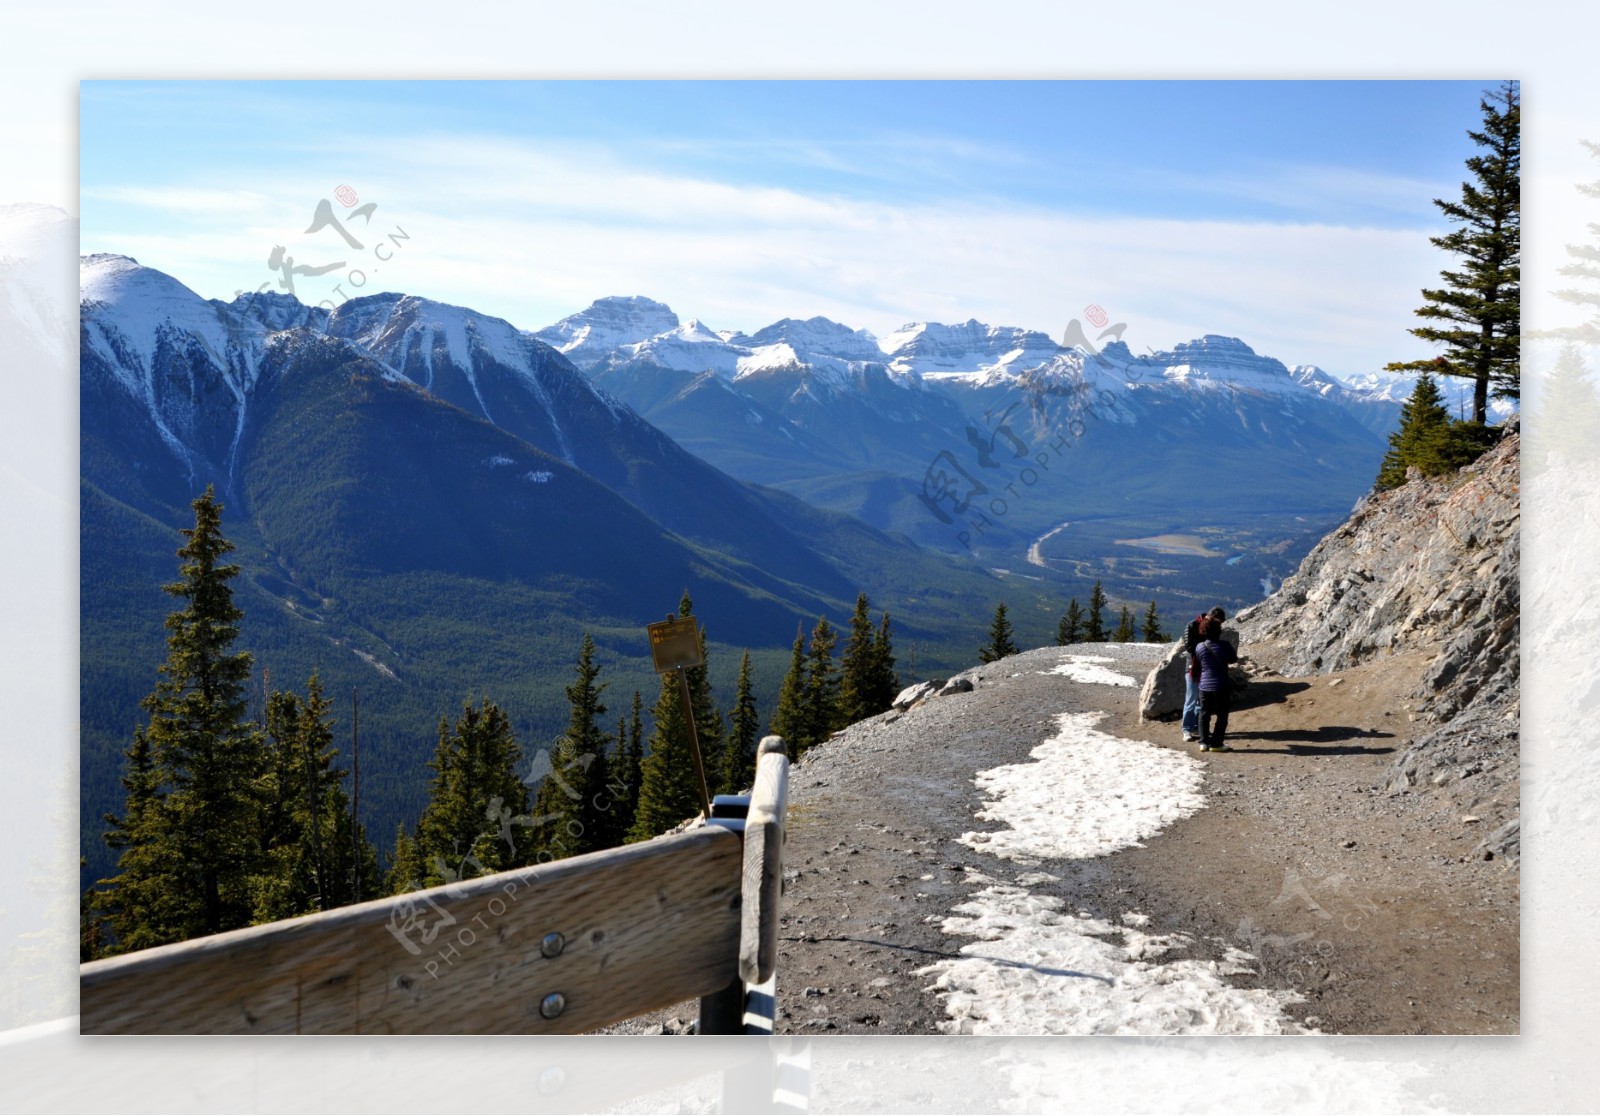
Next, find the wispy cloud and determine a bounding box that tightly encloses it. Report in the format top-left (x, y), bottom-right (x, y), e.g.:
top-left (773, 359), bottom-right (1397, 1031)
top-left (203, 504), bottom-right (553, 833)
top-left (80, 132), bottom-right (1447, 377)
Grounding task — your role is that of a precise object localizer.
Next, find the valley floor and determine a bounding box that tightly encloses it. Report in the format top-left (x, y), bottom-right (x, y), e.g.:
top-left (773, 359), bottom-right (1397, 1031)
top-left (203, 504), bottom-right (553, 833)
top-left (608, 642), bottom-right (1518, 1037)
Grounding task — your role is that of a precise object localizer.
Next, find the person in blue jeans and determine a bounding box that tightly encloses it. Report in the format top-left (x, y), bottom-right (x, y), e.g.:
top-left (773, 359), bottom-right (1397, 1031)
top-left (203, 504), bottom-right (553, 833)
top-left (1182, 607), bottom-right (1227, 742)
top-left (1195, 615), bottom-right (1240, 752)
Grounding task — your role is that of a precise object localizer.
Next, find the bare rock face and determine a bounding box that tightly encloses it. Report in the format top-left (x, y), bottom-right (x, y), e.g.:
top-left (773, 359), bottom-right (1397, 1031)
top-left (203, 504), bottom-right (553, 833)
top-left (1236, 419), bottom-right (1520, 861)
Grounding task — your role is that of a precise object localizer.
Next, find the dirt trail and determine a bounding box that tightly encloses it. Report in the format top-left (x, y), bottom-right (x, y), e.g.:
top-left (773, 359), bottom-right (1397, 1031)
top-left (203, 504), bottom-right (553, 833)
top-left (608, 641), bottom-right (1518, 1036)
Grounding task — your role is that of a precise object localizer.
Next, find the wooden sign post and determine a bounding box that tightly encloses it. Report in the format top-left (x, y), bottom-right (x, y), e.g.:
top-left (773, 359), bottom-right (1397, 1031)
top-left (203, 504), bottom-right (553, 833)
top-left (646, 615), bottom-right (713, 819)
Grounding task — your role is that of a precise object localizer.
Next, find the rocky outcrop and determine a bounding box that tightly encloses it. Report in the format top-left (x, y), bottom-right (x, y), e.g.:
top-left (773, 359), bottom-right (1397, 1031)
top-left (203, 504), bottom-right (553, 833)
top-left (1235, 418), bottom-right (1520, 861)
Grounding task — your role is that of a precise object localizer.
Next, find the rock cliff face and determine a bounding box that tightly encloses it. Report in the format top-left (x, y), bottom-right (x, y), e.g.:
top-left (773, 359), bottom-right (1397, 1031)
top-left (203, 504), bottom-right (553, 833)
top-left (1234, 418), bottom-right (1521, 860)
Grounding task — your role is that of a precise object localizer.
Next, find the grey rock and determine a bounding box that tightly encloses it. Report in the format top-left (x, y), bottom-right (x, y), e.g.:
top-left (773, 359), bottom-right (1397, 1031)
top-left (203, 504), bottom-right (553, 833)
top-left (937, 677), bottom-right (974, 697)
top-left (1239, 425), bottom-right (1520, 837)
top-left (892, 681), bottom-right (943, 710)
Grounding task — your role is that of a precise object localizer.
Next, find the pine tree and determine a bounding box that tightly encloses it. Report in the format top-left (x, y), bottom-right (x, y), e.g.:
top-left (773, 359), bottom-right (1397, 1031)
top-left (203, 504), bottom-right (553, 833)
top-left (385, 822), bottom-right (422, 894)
top-left (799, 616), bottom-right (841, 755)
top-left (414, 699), bottom-right (528, 885)
top-left (838, 593), bottom-right (879, 726)
top-left (94, 487), bottom-right (266, 951)
top-left (1530, 344), bottom-right (1600, 467)
top-left (1142, 600), bottom-right (1167, 643)
top-left (1057, 599), bottom-right (1084, 645)
top-left (1113, 605), bottom-right (1135, 642)
top-left (769, 623), bottom-right (808, 757)
top-left (867, 612), bottom-right (900, 714)
top-left (978, 602), bottom-right (1018, 662)
top-left (249, 673), bottom-right (378, 918)
top-left (630, 667), bottom-right (705, 840)
top-left (1376, 372), bottom-right (1457, 487)
top-left (1384, 81), bottom-right (1520, 422)
top-left (1552, 141), bottom-right (1600, 344)
top-left (721, 651), bottom-right (761, 794)
top-left (676, 592), bottom-right (725, 794)
top-left (1086, 581), bottom-right (1108, 642)
top-left (606, 690), bottom-right (644, 839)
top-left (91, 729), bottom-right (170, 954)
top-left (532, 634), bottom-right (609, 861)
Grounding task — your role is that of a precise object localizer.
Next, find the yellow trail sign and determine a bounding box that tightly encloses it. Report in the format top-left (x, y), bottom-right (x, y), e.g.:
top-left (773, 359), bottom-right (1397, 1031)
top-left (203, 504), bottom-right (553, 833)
top-left (647, 616), bottom-right (704, 674)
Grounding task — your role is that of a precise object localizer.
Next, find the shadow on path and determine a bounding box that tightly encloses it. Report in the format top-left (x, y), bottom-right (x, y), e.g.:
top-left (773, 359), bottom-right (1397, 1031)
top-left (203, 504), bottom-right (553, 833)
top-left (1231, 679), bottom-right (1311, 712)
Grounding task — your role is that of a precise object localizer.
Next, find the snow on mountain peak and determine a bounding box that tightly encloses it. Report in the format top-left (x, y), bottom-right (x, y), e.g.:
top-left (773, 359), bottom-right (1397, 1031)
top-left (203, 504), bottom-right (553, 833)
top-left (532, 295), bottom-right (681, 365)
top-left (80, 253), bottom-right (266, 381)
top-left (745, 316), bottom-right (882, 363)
top-left (884, 318), bottom-right (1062, 377)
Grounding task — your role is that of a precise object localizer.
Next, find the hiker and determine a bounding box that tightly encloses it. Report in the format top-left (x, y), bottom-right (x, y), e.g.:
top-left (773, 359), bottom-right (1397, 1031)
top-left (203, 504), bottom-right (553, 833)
top-left (1182, 606), bottom-right (1227, 743)
top-left (1195, 614), bottom-right (1239, 752)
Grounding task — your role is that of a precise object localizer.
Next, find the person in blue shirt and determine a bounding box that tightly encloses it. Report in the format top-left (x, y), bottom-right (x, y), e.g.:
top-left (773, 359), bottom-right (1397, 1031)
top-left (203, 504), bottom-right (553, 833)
top-left (1182, 606), bottom-right (1227, 742)
top-left (1194, 615), bottom-right (1239, 752)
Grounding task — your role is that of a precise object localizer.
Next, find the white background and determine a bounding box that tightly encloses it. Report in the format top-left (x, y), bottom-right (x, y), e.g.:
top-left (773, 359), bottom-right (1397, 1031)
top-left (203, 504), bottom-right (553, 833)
top-left (1, 2), bottom-right (1593, 1111)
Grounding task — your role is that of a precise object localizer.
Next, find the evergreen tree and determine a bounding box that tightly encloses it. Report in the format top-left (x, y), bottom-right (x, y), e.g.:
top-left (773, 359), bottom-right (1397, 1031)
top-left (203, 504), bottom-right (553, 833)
top-left (837, 593), bottom-right (877, 726)
top-left (977, 602), bottom-right (1019, 663)
top-left (799, 616), bottom-right (842, 755)
top-left (630, 667), bottom-right (705, 840)
top-left (1057, 599), bottom-right (1084, 645)
top-left (1384, 81), bottom-right (1520, 421)
top-left (1376, 372), bottom-right (1457, 487)
top-left (94, 487), bottom-right (266, 951)
top-left (769, 623), bottom-right (808, 757)
top-left (605, 690), bottom-right (644, 839)
top-left (1142, 600), bottom-right (1167, 643)
top-left (1113, 605), bottom-right (1135, 642)
top-left (250, 673), bottom-right (378, 918)
top-left (1086, 581), bottom-right (1108, 642)
top-left (414, 699), bottom-right (528, 885)
top-left (91, 729), bottom-right (169, 954)
top-left (531, 634), bottom-right (609, 861)
top-left (867, 612), bottom-right (900, 714)
top-left (676, 592), bottom-right (726, 794)
top-left (384, 822), bottom-right (422, 894)
top-left (1530, 344), bottom-right (1600, 467)
top-left (1552, 141), bottom-right (1600, 344)
top-left (721, 651), bottom-right (761, 794)
top-left (631, 595), bottom-right (726, 840)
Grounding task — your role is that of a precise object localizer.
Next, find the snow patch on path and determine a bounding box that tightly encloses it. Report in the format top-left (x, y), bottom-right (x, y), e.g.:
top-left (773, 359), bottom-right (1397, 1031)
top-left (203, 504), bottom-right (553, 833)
top-left (1043, 653), bottom-right (1137, 687)
top-left (927, 710), bottom-right (1309, 1034)
top-left (960, 710), bottom-right (1205, 863)
top-left (919, 883), bottom-right (1309, 1035)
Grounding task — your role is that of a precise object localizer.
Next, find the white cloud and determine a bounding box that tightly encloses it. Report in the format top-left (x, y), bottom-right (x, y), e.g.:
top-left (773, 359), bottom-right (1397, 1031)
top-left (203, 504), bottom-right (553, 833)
top-left (83, 134), bottom-right (1452, 376)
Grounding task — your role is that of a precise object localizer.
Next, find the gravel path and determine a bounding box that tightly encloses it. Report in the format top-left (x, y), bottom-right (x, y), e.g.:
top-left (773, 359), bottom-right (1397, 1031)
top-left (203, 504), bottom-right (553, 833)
top-left (606, 640), bottom-right (1518, 1037)
top-left (770, 642), bottom-right (1517, 1036)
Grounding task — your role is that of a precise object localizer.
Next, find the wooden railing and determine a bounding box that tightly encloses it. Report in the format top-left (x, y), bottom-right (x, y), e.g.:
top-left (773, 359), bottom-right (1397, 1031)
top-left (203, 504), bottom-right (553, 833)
top-left (80, 737), bottom-right (789, 1036)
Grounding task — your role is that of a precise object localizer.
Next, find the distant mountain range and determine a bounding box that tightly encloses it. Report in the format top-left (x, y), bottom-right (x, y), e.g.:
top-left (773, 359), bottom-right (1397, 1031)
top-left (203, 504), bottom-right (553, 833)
top-left (74, 241), bottom-right (1515, 890)
top-left (76, 251), bottom-right (1052, 888)
top-left (531, 295), bottom-right (1504, 579)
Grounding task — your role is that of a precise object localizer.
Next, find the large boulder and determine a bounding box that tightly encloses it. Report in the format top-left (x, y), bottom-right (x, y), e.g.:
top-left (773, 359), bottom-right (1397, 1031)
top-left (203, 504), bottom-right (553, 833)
top-left (892, 680), bottom-right (943, 711)
top-left (1138, 640), bottom-right (1186, 721)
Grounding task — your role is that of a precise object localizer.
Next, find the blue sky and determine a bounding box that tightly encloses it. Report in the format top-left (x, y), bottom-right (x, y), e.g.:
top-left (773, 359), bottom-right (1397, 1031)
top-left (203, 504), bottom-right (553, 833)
top-left (80, 79), bottom-right (1495, 377)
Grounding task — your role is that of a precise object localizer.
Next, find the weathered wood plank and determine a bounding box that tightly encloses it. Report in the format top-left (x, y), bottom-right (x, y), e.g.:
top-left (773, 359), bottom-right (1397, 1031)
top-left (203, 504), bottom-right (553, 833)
top-left (81, 826), bottom-right (743, 1035)
top-left (739, 736), bottom-right (789, 986)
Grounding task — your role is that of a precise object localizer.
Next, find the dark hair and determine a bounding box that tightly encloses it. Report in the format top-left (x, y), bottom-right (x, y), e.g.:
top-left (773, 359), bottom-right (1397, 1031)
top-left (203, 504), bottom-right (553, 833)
top-left (1209, 606), bottom-right (1227, 622)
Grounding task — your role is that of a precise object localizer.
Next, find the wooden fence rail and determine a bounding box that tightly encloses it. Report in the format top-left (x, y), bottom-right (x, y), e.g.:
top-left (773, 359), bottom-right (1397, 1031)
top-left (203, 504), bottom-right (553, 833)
top-left (81, 739), bottom-right (789, 1036)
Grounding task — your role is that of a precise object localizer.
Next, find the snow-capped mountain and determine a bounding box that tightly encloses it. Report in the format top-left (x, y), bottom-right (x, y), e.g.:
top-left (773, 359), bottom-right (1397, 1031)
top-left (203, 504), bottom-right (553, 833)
top-left (83, 256), bottom-right (903, 597)
top-left (881, 319), bottom-right (1063, 380)
top-left (531, 295), bottom-right (681, 368)
top-left (539, 297), bottom-right (1419, 556)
